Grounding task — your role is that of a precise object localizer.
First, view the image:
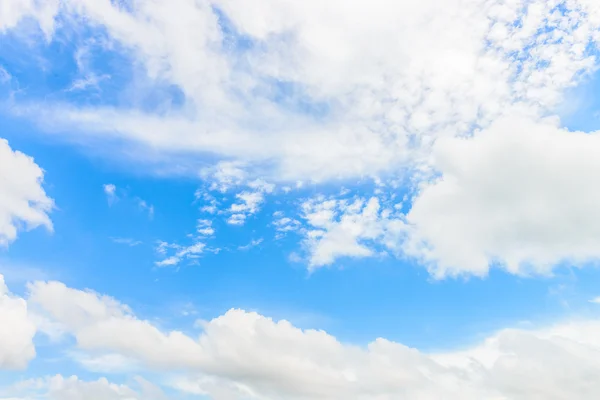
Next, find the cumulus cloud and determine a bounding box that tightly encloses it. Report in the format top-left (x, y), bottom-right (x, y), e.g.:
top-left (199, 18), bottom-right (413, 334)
top-left (4, 0), bottom-right (600, 182)
top-left (18, 278), bottom-right (600, 399)
top-left (292, 114), bottom-right (600, 278)
top-left (0, 274), bottom-right (36, 370)
top-left (0, 139), bottom-right (53, 247)
top-left (3, 374), bottom-right (166, 400)
top-left (403, 115), bottom-right (600, 278)
top-left (227, 191), bottom-right (266, 226)
top-left (196, 219), bottom-right (215, 237)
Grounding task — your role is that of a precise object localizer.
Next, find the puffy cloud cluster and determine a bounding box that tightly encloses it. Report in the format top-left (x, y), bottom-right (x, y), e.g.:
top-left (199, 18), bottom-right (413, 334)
top-left (298, 114), bottom-right (600, 278)
top-left (2, 270), bottom-right (600, 399)
top-left (13, 276), bottom-right (600, 399)
top-left (300, 196), bottom-right (405, 269)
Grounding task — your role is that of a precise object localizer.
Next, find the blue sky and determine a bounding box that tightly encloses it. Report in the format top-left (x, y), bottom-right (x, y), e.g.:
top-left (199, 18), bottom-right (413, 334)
top-left (3, 1), bottom-right (600, 399)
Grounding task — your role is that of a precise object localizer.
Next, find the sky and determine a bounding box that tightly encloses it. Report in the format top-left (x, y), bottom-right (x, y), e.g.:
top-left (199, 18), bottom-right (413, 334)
top-left (4, 0), bottom-right (600, 399)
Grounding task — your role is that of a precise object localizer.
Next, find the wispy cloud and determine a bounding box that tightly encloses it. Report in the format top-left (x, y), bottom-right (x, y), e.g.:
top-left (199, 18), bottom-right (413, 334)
top-left (136, 198), bottom-right (154, 219)
top-left (155, 241), bottom-right (205, 268)
top-left (0, 65), bottom-right (11, 83)
top-left (103, 184), bottom-right (118, 205)
top-left (110, 237), bottom-right (142, 247)
top-left (238, 238), bottom-right (263, 251)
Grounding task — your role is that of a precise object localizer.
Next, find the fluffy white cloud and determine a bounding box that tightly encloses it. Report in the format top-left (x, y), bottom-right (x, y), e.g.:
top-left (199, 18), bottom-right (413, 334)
top-left (5, 0), bottom-right (600, 182)
top-left (0, 139), bottom-right (53, 247)
top-left (0, 274), bottom-right (36, 370)
top-left (296, 114), bottom-right (600, 278)
top-left (404, 115), bottom-right (600, 277)
top-left (23, 278), bottom-right (600, 399)
top-left (300, 196), bottom-right (404, 269)
top-left (0, 0), bottom-right (58, 36)
top-left (227, 191), bottom-right (265, 226)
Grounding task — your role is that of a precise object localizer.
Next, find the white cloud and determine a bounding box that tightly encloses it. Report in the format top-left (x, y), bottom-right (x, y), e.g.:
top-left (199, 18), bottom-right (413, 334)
top-left (67, 45), bottom-right (110, 92)
top-left (403, 115), bottom-right (600, 278)
top-left (0, 139), bottom-right (53, 247)
top-left (226, 182), bottom-right (275, 226)
top-left (6, 0), bottom-right (600, 182)
top-left (154, 241), bottom-right (205, 267)
top-left (227, 191), bottom-right (265, 226)
top-left (272, 213), bottom-right (301, 239)
top-left (103, 184), bottom-right (117, 205)
top-left (46, 375), bottom-right (141, 400)
top-left (300, 196), bottom-right (404, 269)
top-left (0, 0), bottom-right (58, 37)
top-left (69, 352), bottom-right (140, 374)
top-left (590, 297), bottom-right (600, 304)
top-left (196, 219), bottom-right (214, 236)
top-left (22, 278), bottom-right (600, 399)
top-left (237, 238), bottom-right (263, 251)
top-left (3, 375), bottom-right (166, 400)
top-left (294, 114), bottom-right (600, 278)
top-left (202, 161), bottom-right (248, 193)
top-left (136, 198), bottom-right (154, 219)
top-left (0, 275), bottom-right (36, 370)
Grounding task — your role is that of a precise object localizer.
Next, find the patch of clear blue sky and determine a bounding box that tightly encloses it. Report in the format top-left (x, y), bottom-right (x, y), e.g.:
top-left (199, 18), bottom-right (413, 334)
top-left (2, 13), bottom-right (600, 365)
top-left (559, 67), bottom-right (600, 132)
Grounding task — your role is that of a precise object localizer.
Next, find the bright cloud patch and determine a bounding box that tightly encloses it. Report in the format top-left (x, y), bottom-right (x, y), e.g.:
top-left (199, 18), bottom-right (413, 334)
top-left (11, 277), bottom-right (600, 399)
top-left (0, 275), bottom-right (36, 370)
top-left (0, 139), bottom-right (53, 247)
top-left (301, 196), bottom-right (405, 269)
top-left (404, 116), bottom-right (600, 277)
top-left (294, 115), bottom-right (600, 278)
top-left (4, 1), bottom-right (600, 398)
top-left (3, 0), bottom-right (600, 182)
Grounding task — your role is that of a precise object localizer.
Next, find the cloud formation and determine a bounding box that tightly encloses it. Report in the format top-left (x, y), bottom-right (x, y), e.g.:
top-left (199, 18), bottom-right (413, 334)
top-left (0, 139), bottom-right (53, 247)
top-left (404, 116), bottom-right (600, 277)
top-left (0, 274), bottom-right (36, 370)
top-left (2, 374), bottom-right (167, 400)
top-left (12, 275), bottom-right (600, 399)
top-left (4, 0), bottom-right (600, 182)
